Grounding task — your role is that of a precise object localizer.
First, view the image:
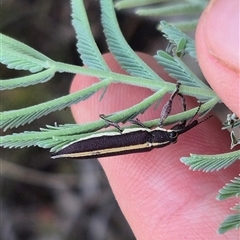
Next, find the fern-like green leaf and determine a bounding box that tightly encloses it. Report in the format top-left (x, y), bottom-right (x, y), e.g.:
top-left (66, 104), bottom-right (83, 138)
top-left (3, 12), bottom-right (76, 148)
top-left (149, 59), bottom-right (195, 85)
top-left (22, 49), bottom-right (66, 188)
top-left (115, 0), bottom-right (162, 10)
top-left (180, 150), bottom-right (240, 172)
top-left (0, 33), bottom-right (52, 73)
top-left (218, 212), bottom-right (240, 234)
top-left (1, 33), bottom-right (51, 61)
top-left (154, 51), bottom-right (211, 95)
top-left (0, 67), bottom-right (56, 90)
top-left (172, 20), bottom-right (198, 32)
top-left (0, 79), bottom-right (111, 130)
top-left (159, 21), bottom-right (196, 59)
top-left (232, 204), bottom-right (240, 211)
top-left (136, 3), bottom-right (205, 16)
top-left (0, 131), bottom-right (48, 149)
top-left (217, 175), bottom-right (240, 200)
top-left (117, 1), bottom-right (207, 32)
top-left (0, 124), bottom-right (98, 150)
top-left (71, 0), bottom-right (109, 71)
top-left (100, 0), bottom-right (163, 81)
top-left (0, 88), bottom-right (168, 150)
top-left (1, 48), bottom-right (47, 73)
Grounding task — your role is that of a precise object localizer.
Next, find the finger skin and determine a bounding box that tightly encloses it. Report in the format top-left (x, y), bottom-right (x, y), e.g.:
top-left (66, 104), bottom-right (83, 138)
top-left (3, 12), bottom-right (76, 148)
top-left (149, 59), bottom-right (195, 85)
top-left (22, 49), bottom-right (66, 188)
top-left (70, 53), bottom-right (239, 239)
top-left (196, 0), bottom-right (240, 116)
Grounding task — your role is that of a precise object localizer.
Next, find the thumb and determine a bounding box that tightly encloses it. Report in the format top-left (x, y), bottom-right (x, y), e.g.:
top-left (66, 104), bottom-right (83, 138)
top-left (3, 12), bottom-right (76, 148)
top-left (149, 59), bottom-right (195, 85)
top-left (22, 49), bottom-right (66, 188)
top-left (196, 0), bottom-right (240, 116)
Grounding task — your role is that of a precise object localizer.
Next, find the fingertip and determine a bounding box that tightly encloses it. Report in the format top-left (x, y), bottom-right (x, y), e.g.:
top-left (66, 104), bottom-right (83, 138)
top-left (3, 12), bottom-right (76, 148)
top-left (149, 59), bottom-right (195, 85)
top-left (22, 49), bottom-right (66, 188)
top-left (68, 51), bottom-right (239, 238)
top-left (203, 0), bottom-right (239, 70)
top-left (196, 0), bottom-right (240, 116)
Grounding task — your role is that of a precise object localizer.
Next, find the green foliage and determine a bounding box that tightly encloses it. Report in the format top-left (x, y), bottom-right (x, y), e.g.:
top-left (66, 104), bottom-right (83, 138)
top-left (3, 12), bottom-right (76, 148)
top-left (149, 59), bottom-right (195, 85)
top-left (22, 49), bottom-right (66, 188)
top-left (217, 176), bottom-right (240, 233)
top-left (181, 151), bottom-right (240, 172)
top-left (181, 111), bottom-right (240, 234)
top-left (116, 0), bottom-right (209, 31)
top-left (1, 0), bottom-right (239, 235)
top-left (0, 68), bottom-right (55, 90)
top-left (217, 175), bottom-right (240, 200)
top-left (218, 211), bottom-right (240, 234)
top-left (159, 21), bottom-right (197, 58)
top-left (101, 0), bottom-right (163, 80)
top-left (1, 34), bottom-right (52, 72)
top-left (71, 0), bottom-right (109, 71)
top-left (154, 51), bottom-right (210, 92)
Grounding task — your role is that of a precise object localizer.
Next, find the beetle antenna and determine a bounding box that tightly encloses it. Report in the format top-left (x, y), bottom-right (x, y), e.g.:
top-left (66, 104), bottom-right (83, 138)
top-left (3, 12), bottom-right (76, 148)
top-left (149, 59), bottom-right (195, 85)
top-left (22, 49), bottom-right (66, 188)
top-left (187, 102), bottom-right (214, 127)
top-left (187, 103), bottom-right (203, 125)
top-left (197, 114), bottom-right (213, 125)
top-left (159, 83), bottom-right (181, 126)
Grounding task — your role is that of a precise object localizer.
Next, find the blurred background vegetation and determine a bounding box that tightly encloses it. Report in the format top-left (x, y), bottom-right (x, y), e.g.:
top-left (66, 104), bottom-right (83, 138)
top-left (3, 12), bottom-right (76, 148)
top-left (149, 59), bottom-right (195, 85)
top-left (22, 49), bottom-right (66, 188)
top-left (1, 0), bottom-right (165, 239)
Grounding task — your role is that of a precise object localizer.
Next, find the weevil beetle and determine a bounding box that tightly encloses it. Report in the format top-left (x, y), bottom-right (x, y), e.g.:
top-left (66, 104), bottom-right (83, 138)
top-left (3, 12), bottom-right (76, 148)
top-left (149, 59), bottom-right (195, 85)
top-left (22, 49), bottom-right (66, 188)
top-left (51, 83), bottom-right (211, 159)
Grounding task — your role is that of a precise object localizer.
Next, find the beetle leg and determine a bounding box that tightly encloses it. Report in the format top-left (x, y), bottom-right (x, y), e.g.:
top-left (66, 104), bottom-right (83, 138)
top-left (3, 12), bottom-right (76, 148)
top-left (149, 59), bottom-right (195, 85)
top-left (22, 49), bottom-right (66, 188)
top-left (99, 114), bottom-right (122, 133)
top-left (128, 118), bottom-right (146, 128)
